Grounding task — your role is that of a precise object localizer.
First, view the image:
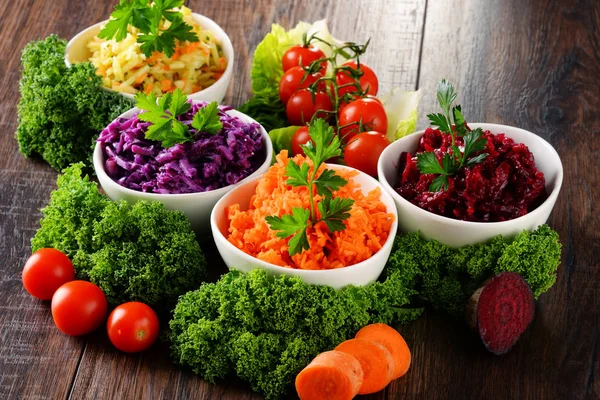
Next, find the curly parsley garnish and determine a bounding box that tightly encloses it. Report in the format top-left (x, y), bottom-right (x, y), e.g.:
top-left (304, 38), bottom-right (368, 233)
top-left (266, 119), bottom-right (354, 256)
top-left (417, 79), bottom-right (488, 192)
top-left (98, 0), bottom-right (199, 58)
top-left (135, 88), bottom-right (222, 148)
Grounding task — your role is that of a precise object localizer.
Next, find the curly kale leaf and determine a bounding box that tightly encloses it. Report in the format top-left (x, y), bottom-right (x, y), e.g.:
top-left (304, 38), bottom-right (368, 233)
top-left (31, 164), bottom-right (206, 309)
top-left (170, 268), bottom-right (421, 399)
top-left (16, 35), bottom-right (132, 171)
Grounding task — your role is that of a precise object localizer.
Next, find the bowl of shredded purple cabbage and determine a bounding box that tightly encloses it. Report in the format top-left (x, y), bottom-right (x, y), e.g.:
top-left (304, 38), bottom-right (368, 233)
top-left (93, 101), bottom-right (272, 235)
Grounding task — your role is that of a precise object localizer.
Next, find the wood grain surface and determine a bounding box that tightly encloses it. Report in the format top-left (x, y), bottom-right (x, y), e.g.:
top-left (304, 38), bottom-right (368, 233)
top-left (0, 0), bottom-right (598, 399)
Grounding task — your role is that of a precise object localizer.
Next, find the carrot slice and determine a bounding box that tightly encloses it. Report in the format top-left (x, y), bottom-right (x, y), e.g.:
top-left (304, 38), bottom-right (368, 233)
top-left (355, 323), bottom-right (411, 379)
top-left (295, 350), bottom-right (363, 400)
top-left (335, 338), bottom-right (393, 395)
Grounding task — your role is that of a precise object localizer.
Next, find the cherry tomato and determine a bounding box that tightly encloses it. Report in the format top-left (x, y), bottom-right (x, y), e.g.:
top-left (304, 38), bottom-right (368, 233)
top-left (282, 45), bottom-right (327, 73)
top-left (286, 89), bottom-right (333, 126)
top-left (51, 281), bottom-right (107, 336)
top-left (291, 126), bottom-right (312, 156)
top-left (22, 248), bottom-right (75, 300)
top-left (338, 97), bottom-right (388, 142)
top-left (279, 66), bottom-right (323, 104)
top-left (344, 131), bottom-right (390, 177)
top-left (107, 302), bottom-right (159, 353)
top-left (336, 61), bottom-right (379, 97)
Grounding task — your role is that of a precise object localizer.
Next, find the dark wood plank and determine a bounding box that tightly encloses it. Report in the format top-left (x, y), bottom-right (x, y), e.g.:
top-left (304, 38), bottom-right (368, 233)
top-left (58, 0), bottom-right (426, 399)
top-left (404, 0), bottom-right (600, 398)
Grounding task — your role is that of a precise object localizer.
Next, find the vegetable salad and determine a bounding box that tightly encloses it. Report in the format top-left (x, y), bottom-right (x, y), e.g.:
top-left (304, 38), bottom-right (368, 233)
top-left (88, 6), bottom-right (226, 96)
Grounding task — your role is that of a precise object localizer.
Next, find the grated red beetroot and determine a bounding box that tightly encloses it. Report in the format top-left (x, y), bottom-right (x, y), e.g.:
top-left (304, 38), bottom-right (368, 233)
top-left (395, 128), bottom-right (547, 222)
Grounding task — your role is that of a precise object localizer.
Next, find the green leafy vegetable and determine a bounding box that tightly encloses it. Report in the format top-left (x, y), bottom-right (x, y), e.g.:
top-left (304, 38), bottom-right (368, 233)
top-left (417, 79), bottom-right (488, 191)
top-left (135, 89), bottom-right (221, 147)
top-left (98, 0), bottom-right (198, 58)
top-left (385, 225), bottom-right (562, 316)
top-left (16, 35), bottom-right (132, 171)
top-left (170, 268), bottom-right (422, 399)
top-left (31, 163), bottom-right (207, 308)
top-left (191, 101), bottom-right (223, 134)
top-left (265, 119), bottom-right (353, 256)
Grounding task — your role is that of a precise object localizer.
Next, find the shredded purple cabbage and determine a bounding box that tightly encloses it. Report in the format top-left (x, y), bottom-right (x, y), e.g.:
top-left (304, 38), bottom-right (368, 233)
top-left (98, 102), bottom-right (266, 194)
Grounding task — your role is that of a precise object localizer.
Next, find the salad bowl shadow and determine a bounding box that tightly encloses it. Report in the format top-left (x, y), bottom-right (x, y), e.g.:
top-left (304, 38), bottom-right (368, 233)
top-left (377, 123), bottom-right (563, 247)
top-left (210, 164), bottom-right (399, 289)
top-left (65, 13), bottom-right (234, 103)
top-left (93, 107), bottom-right (272, 237)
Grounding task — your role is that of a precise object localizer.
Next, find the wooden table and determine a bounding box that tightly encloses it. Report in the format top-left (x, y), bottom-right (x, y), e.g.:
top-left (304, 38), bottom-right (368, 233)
top-left (1, 0), bottom-right (599, 398)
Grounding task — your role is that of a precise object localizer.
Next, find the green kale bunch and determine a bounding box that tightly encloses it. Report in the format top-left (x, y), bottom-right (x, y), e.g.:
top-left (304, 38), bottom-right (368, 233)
top-left (387, 226), bottom-right (562, 316)
top-left (16, 35), bottom-right (132, 171)
top-left (170, 268), bottom-right (423, 399)
top-left (32, 163), bottom-right (207, 308)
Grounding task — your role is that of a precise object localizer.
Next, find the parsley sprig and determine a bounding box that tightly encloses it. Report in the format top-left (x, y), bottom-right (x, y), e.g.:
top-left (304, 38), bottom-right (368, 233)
top-left (265, 119), bottom-right (355, 256)
top-left (417, 80), bottom-right (488, 192)
top-left (135, 88), bottom-right (222, 148)
top-left (98, 0), bottom-right (199, 58)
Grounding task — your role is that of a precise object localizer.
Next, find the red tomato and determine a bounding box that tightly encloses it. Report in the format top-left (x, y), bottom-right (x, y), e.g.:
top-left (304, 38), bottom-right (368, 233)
top-left (51, 281), bottom-right (107, 336)
top-left (107, 302), bottom-right (159, 353)
top-left (286, 89), bottom-right (333, 126)
top-left (22, 248), bottom-right (75, 300)
top-left (344, 131), bottom-right (390, 177)
top-left (336, 61), bottom-right (379, 97)
top-left (338, 97), bottom-right (388, 142)
top-left (291, 126), bottom-right (312, 156)
top-left (282, 45), bottom-right (327, 73)
top-left (279, 66), bottom-right (323, 104)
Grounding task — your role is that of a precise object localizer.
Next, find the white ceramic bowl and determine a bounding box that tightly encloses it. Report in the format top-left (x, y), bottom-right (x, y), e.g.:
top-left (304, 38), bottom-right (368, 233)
top-left (65, 13), bottom-right (234, 103)
top-left (210, 164), bottom-right (399, 288)
top-left (377, 123), bottom-right (563, 247)
top-left (93, 105), bottom-right (272, 236)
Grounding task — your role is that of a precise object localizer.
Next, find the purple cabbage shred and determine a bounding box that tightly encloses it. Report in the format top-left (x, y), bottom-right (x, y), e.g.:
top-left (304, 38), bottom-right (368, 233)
top-left (98, 102), bottom-right (266, 194)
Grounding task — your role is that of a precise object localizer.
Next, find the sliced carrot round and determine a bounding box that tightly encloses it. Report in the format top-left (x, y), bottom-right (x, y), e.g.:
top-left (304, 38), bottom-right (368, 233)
top-left (295, 350), bottom-right (363, 400)
top-left (335, 338), bottom-right (394, 395)
top-left (356, 323), bottom-right (412, 379)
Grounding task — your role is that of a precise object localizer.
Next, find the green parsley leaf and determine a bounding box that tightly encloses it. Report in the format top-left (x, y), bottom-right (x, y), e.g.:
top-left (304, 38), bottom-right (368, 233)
top-left (463, 128), bottom-right (488, 160)
top-left (317, 197), bottom-right (355, 233)
top-left (429, 175), bottom-right (449, 192)
top-left (452, 105), bottom-right (468, 137)
top-left (427, 112), bottom-right (452, 134)
top-left (135, 88), bottom-right (192, 148)
top-left (265, 208), bottom-right (311, 256)
top-left (313, 169), bottom-right (347, 199)
top-left (436, 79), bottom-right (457, 114)
top-left (285, 160), bottom-right (310, 187)
top-left (417, 152), bottom-right (446, 175)
top-left (302, 119), bottom-right (342, 167)
top-left (465, 153), bottom-right (488, 167)
top-left (100, 0), bottom-right (198, 58)
top-left (191, 101), bottom-right (222, 134)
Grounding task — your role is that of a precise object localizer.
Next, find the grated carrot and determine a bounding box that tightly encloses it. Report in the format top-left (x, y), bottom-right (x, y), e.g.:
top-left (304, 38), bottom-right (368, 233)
top-left (144, 81), bottom-right (153, 94)
top-left (161, 79), bottom-right (172, 92)
top-left (226, 151), bottom-right (394, 270)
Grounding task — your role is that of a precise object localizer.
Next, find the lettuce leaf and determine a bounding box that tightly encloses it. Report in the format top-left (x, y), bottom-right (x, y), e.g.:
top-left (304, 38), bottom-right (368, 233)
top-left (268, 126), bottom-right (300, 158)
top-left (380, 88), bottom-right (421, 141)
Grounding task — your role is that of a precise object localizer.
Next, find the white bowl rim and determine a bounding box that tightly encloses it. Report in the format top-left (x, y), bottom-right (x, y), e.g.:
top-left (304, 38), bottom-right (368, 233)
top-left (64, 12), bottom-right (234, 99)
top-left (93, 105), bottom-right (273, 199)
top-left (210, 163), bottom-right (399, 276)
top-left (378, 122), bottom-right (564, 227)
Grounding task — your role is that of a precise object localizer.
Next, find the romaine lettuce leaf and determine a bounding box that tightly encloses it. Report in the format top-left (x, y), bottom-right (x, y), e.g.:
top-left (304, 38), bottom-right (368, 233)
top-left (379, 88), bottom-right (421, 141)
top-left (268, 125), bottom-right (300, 158)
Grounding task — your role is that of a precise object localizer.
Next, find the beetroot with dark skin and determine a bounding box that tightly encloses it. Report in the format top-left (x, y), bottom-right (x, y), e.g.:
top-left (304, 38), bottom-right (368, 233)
top-left (466, 272), bottom-right (535, 355)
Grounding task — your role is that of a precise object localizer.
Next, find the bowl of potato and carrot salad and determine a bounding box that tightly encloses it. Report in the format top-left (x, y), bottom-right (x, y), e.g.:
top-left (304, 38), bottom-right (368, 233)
top-left (65, 6), bottom-right (234, 103)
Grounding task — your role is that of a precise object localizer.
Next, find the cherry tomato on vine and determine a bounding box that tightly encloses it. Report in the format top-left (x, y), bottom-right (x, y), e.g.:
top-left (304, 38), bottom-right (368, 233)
top-left (22, 248), bottom-right (75, 300)
top-left (51, 281), bottom-right (107, 336)
top-left (279, 66), bottom-right (323, 104)
top-left (286, 89), bottom-right (333, 126)
top-left (338, 97), bottom-right (388, 143)
top-left (282, 44), bottom-right (327, 73)
top-left (344, 131), bottom-right (390, 177)
top-left (107, 302), bottom-right (160, 353)
top-left (336, 61), bottom-right (379, 97)
top-left (291, 126), bottom-right (312, 156)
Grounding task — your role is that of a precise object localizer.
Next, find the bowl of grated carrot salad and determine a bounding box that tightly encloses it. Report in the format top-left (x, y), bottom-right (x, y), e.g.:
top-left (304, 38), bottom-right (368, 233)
top-left (210, 151), bottom-right (399, 289)
top-left (65, 7), bottom-right (233, 103)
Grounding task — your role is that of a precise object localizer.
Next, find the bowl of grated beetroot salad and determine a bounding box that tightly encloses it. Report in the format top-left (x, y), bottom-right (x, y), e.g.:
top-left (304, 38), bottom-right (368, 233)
top-left (377, 123), bottom-right (563, 247)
